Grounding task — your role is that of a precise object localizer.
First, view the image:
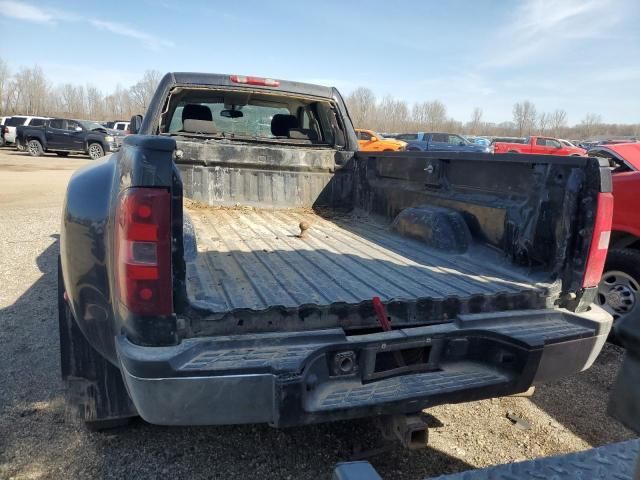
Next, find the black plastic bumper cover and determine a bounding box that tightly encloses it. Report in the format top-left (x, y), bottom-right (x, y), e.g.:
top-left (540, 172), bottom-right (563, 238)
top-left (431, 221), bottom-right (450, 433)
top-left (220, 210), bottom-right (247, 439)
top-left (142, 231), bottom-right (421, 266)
top-left (117, 307), bottom-right (611, 427)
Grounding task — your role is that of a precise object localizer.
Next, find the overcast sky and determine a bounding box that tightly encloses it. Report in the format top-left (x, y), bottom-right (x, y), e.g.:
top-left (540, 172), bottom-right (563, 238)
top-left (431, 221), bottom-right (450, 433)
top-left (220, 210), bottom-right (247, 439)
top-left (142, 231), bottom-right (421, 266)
top-left (1, 0), bottom-right (638, 124)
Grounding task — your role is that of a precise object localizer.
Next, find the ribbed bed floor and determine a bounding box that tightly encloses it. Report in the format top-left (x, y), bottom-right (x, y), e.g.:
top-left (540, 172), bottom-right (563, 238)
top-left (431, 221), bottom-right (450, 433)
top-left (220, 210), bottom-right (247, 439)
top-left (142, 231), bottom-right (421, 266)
top-left (185, 206), bottom-right (544, 313)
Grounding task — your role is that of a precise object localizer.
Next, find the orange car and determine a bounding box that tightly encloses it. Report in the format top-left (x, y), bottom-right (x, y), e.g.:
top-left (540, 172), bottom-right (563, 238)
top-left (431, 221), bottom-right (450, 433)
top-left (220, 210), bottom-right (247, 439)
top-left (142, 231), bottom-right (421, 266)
top-left (355, 129), bottom-right (406, 151)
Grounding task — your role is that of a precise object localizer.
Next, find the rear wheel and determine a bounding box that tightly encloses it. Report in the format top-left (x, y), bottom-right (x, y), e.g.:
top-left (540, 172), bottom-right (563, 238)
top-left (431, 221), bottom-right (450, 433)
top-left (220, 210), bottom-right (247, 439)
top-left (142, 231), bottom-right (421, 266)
top-left (27, 139), bottom-right (43, 157)
top-left (56, 152), bottom-right (70, 157)
top-left (596, 249), bottom-right (640, 338)
top-left (88, 142), bottom-right (104, 160)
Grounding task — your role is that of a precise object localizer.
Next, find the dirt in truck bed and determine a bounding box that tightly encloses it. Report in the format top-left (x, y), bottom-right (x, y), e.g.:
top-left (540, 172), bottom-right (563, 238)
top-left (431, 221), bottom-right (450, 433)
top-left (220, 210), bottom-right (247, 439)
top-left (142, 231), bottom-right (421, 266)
top-left (184, 204), bottom-right (549, 314)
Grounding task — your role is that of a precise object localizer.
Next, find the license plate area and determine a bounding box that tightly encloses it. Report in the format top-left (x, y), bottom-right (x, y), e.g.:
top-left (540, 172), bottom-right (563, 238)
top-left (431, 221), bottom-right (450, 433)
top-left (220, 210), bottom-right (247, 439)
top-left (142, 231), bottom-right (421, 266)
top-left (361, 337), bottom-right (442, 383)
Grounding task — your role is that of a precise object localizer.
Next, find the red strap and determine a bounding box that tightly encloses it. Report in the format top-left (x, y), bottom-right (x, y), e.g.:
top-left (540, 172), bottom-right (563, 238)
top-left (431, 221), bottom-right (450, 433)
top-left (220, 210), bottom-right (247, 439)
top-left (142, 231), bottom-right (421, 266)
top-left (372, 296), bottom-right (391, 331)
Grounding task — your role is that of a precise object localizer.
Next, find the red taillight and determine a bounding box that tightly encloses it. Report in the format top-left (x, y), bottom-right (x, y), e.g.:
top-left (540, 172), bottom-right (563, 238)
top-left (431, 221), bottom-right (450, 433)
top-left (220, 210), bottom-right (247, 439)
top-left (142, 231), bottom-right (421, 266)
top-left (115, 188), bottom-right (172, 315)
top-left (230, 75), bottom-right (280, 87)
top-left (582, 192), bottom-right (614, 288)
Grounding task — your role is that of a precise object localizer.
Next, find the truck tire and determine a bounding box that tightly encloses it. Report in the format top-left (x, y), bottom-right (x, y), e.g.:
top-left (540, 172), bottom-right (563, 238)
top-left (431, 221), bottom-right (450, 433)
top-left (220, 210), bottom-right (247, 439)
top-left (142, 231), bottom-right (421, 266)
top-left (596, 249), bottom-right (640, 337)
top-left (58, 259), bottom-right (137, 430)
top-left (27, 139), bottom-right (43, 157)
top-left (56, 152), bottom-right (70, 157)
top-left (88, 142), bottom-right (104, 160)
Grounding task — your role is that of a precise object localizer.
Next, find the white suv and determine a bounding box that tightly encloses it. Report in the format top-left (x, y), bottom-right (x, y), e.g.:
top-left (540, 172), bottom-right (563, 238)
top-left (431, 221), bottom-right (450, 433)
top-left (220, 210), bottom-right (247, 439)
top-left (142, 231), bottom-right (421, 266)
top-left (113, 121), bottom-right (130, 133)
top-left (4, 116), bottom-right (49, 147)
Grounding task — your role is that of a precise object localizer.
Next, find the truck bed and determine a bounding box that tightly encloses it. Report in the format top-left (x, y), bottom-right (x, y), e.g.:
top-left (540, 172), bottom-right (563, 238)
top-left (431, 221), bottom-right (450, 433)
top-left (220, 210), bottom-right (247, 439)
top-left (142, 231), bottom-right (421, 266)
top-left (185, 205), bottom-right (548, 314)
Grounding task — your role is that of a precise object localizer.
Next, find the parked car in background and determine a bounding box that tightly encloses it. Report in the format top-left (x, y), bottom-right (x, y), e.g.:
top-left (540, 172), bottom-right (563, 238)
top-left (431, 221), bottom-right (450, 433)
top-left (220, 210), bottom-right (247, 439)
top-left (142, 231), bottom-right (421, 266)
top-left (588, 143), bottom-right (640, 328)
top-left (355, 128), bottom-right (406, 151)
top-left (397, 132), bottom-right (491, 153)
top-left (0, 116), bottom-right (10, 147)
top-left (113, 121), bottom-right (130, 133)
top-left (3, 116), bottom-right (49, 147)
top-left (489, 137), bottom-right (526, 145)
top-left (463, 135), bottom-right (491, 147)
top-left (578, 140), bottom-right (600, 150)
top-left (16, 118), bottom-right (123, 159)
top-left (493, 136), bottom-right (587, 156)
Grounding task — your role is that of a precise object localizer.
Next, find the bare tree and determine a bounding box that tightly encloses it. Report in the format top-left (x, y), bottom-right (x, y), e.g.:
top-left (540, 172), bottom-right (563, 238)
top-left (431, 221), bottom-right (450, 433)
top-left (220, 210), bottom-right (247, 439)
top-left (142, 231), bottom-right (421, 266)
top-left (0, 58), bottom-right (10, 113)
top-left (537, 112), bottom-right (549, 135)
top-left (550, 109), bottom-right (568, 137)
top-left (580, 113), bottom-right (603, 139)
top-left (420, 100), bottom-right (447, 131)
top-left (411, 102), bottom-right (429, 126)
top-left (468, 107), bottom-right (483, 135)
top-left (512, 101), bottom-right (537, 136)
top-left (377, 96), bottom-right (409, 132)
top-left (10, 66), bottom-right (49, 115)
top-left (104, 85), bottom-right (134, 119)
top-left (59, 83), bottom-right (86, 117)
top-left (129, 70), bottom-right (162, 113)
top-left (345, 87), bottom-right (376, 128)
top-left (85, 84), bottom-right (104, 119)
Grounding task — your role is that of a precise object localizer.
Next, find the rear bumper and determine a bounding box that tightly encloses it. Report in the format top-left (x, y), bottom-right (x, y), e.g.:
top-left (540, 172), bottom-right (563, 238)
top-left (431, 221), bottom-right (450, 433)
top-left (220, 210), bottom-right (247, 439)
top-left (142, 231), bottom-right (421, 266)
top-left (117, 307), bottom-right (611, 427)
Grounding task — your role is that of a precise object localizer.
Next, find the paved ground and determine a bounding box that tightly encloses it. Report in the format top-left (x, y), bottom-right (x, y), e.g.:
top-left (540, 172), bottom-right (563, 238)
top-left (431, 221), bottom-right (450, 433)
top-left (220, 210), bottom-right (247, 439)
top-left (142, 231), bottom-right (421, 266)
top-left (0, 148), bottom-right (635, 479)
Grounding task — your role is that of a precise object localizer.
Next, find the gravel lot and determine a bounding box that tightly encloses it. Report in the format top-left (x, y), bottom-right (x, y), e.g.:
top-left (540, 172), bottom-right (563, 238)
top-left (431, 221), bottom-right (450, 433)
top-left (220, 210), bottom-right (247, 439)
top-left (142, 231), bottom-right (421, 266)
top-left (0, 148), bottom-right (635, 479)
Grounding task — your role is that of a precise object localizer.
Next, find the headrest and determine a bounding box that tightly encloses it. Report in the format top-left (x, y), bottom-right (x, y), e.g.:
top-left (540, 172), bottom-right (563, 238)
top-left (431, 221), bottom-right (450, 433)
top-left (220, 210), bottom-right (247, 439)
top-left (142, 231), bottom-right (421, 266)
top-left (182, 104), bottom-right (213, 122)
top-left (271, 114), bottom-right (298, 137)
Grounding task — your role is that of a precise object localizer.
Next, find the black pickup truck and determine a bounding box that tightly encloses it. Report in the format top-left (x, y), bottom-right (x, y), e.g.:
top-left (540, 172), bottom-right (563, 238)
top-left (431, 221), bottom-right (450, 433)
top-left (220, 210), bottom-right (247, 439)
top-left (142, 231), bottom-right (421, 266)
top-left (59, 72), bottom-right (613, 436)
top-left (17, 118), bottom-right (123, 159)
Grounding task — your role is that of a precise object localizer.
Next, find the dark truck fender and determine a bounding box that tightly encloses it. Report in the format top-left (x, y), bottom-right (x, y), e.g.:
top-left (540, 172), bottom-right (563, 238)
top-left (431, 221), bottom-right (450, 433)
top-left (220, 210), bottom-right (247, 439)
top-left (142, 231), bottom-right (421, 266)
top-left (60, 135), bottom-right (180, 366)
top-left (82, 132), bottom-right (108, 154)
top-left (60, 156), bottom-right (118, 363)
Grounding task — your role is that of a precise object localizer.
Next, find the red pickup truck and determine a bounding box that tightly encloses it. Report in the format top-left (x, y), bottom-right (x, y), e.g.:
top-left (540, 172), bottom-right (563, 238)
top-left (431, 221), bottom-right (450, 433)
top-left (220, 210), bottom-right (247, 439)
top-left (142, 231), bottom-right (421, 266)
top-left (494, 136), bottom-right (587, 156)
top-left (588, 143), bottom-right (640, 328)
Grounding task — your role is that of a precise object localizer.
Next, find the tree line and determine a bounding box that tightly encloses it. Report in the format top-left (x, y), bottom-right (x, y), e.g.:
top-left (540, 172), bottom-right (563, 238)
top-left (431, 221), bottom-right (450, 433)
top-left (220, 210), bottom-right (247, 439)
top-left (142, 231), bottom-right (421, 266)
top-left (0, 57), bottom-right (160, 121)
top-left (0, 58), bottom-right (637, 139)
top-left (346, 87), bottom-right (639, 140)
